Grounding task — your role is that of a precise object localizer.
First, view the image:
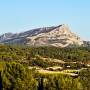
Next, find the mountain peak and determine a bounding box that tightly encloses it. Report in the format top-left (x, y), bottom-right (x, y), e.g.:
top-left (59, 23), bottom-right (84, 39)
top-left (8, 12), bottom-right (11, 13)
top-left (57, 24), bottom-right (70, 33)
top-left (26, 24), bottom-right (83, 47)
top-left (0, 24), bottom-right (84, 47)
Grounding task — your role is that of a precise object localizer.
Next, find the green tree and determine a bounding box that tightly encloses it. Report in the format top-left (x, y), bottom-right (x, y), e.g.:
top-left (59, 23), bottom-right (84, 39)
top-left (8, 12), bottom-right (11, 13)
top-left (79, 68), bottom-right (90, 90)
top-left (1, 62), bottom-right (37, 90)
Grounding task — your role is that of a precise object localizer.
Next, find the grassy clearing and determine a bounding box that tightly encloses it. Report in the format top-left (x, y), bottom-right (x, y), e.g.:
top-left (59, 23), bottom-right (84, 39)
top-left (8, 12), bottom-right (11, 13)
top-left (37, 69), bottom-right (78, 77)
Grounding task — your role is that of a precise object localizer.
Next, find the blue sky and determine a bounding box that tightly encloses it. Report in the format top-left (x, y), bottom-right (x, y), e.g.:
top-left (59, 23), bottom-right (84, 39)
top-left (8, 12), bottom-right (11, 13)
top-left (0, 0), bottom-right (90, 40)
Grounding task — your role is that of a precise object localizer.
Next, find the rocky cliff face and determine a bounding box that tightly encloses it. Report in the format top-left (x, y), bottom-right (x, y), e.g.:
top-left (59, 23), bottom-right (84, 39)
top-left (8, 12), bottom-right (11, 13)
top-left (0, 24), bottom-right (84, 47)
top-left (26, 24), bottom-right (83, 47)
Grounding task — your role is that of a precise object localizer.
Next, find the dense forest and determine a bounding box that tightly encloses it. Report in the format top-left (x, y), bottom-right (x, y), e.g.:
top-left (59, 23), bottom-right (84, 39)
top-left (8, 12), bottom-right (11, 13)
top-left (0, 44), bottom-right (90, 90)
top-left (0, 44), bottom-right (90, 62)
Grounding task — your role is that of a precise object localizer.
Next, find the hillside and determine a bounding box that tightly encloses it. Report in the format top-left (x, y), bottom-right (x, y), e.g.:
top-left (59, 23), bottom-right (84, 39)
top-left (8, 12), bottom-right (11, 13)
top-left (0, 44), bottom-right (90, 90)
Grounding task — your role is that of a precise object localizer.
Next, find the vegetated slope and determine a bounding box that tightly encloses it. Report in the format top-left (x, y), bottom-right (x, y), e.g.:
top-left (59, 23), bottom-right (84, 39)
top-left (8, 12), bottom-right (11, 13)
top-left (0, 44), bottom-right (90, 63)
top-left (0, 44), bottom-right (90, 90)
top-left (29, 46), bottom-right (90, 63)
top-left (0, 24), bottom-right (83, 47)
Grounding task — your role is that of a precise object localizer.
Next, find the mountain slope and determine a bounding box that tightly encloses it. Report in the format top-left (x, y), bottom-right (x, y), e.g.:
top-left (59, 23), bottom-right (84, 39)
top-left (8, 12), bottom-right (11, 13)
top-left (0, 24), bottom-right (84, 47)
top-left (26, 24), bottom-right (83, 47)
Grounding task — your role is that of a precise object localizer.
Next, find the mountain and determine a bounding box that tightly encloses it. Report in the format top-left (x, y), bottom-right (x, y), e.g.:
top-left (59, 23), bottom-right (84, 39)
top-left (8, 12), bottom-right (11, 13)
top-left (0, 24), bottom-right (84, 47)
top-left (83, 41), bottom-right (90, 47)
top-left (0, 33), bottom-right (13, 42)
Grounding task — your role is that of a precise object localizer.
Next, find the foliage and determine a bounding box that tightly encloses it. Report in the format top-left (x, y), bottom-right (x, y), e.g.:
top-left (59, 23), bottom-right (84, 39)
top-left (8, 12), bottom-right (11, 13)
top-left (79, 68), bottom-right (90, 90)
top-left (0, 44), bottom-right (90, 89)
top-left (35, 73), bottom-right (82, 90)
top-left (1, 62), bottom-right (37, 90)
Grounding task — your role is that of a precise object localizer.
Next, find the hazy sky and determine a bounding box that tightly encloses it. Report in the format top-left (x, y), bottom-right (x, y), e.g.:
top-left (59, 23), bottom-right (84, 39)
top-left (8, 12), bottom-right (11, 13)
top-left (0, 0), bottom-right (90, 40)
